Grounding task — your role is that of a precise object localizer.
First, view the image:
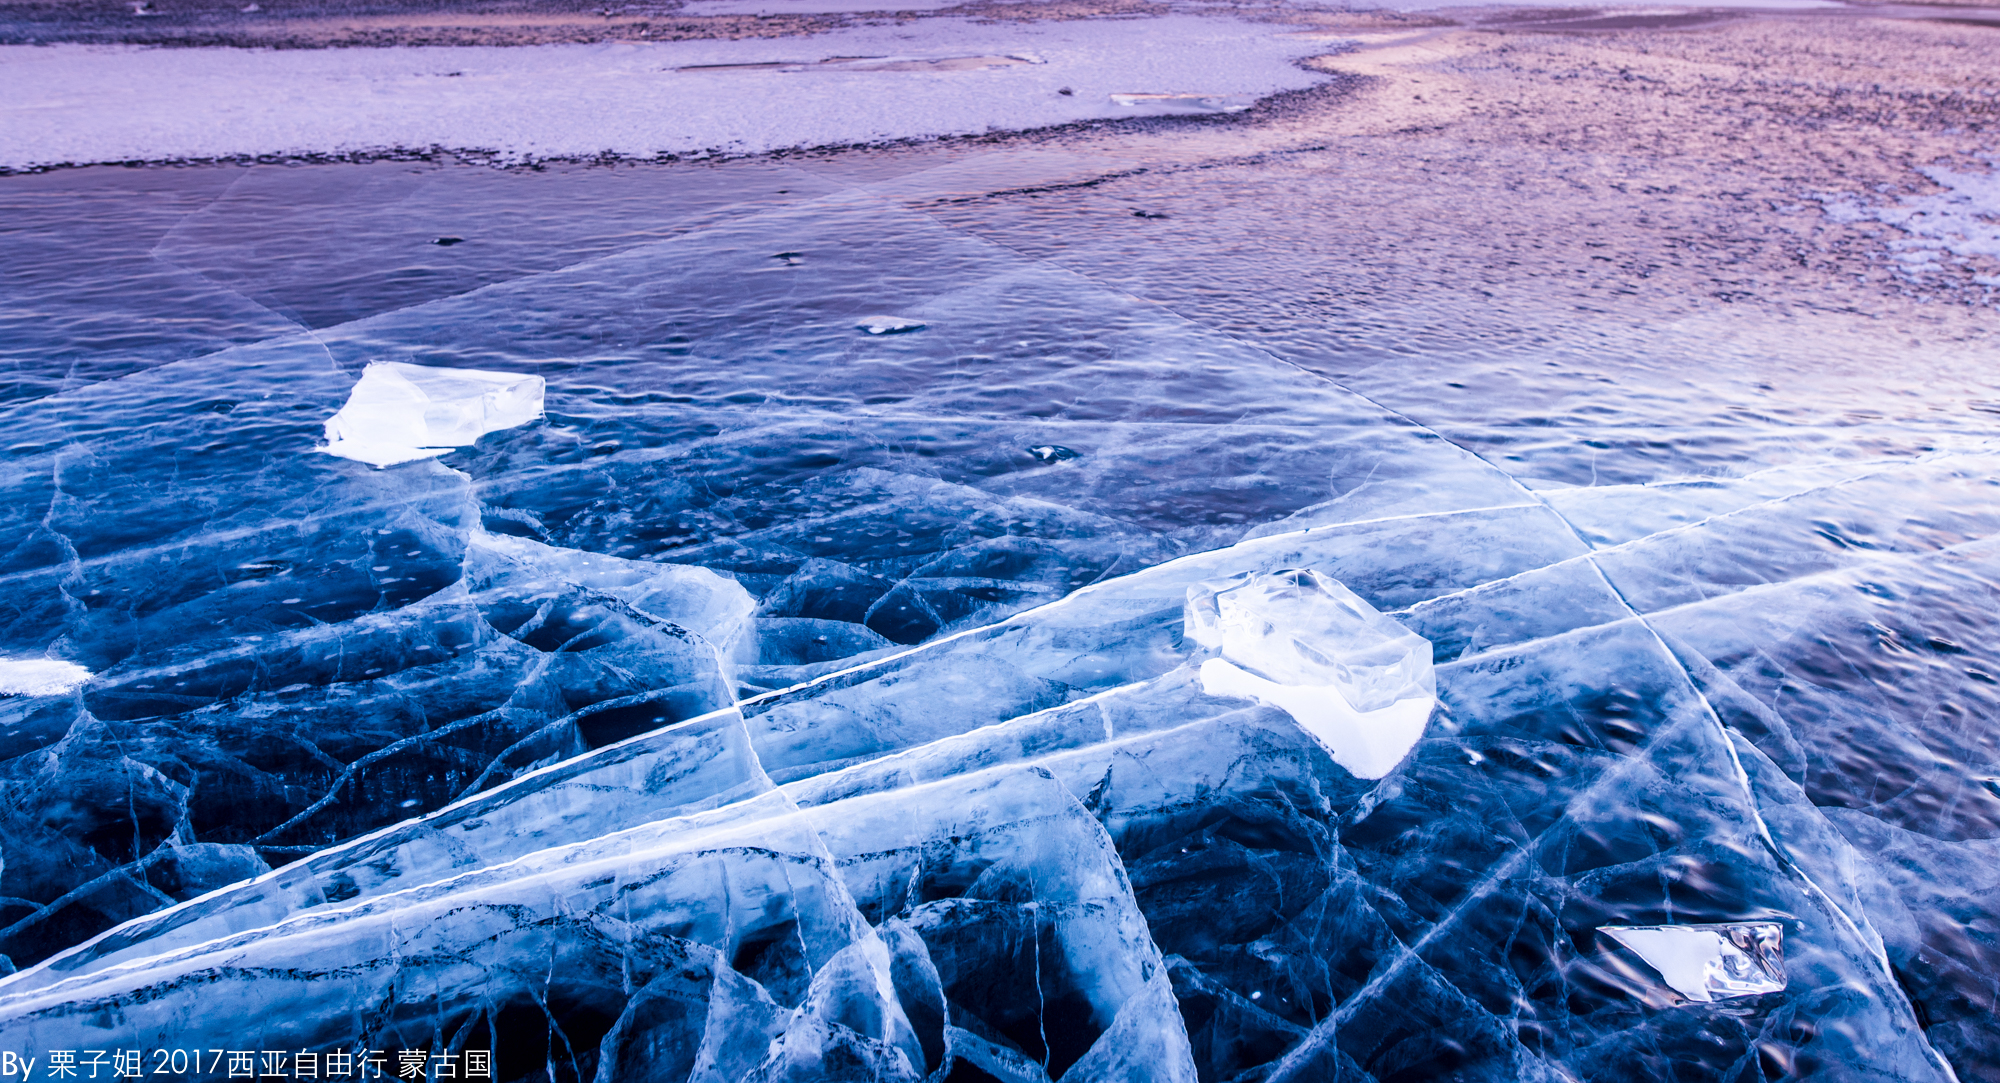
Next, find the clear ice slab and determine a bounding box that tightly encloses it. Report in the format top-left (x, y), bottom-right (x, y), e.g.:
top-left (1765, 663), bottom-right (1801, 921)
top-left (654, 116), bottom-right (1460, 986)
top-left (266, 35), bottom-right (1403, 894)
top-left (1186, 569), bottom-right (1435, 779)
top-left (1598, 922), bottom-right (1788, 1003)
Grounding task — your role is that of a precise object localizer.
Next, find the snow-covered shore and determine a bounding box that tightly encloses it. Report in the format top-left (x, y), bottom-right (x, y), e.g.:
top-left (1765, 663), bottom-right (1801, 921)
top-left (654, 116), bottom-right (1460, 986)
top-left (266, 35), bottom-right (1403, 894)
top-left (0, 16), bottom-right (1333, 170)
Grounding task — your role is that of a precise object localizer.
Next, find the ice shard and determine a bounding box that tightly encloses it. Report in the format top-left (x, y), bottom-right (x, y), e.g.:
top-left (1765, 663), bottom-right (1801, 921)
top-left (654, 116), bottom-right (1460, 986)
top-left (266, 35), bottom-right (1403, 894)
top-left (1186, 569), bottom-right (1435, 779)
top-left (320, 361), bottom-right (545, 467)
top-left (1599, 923), bottom-right (1789, 1003)
top-left (855, 316), bottom-right (925, 335)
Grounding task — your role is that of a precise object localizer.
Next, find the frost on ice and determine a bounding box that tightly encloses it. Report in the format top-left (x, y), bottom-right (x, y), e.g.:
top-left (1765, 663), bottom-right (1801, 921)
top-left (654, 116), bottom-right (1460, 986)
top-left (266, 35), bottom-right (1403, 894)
top-left (321, 362), bottom-right (545, 467)
top-left (0, 658), bottom-right (90, 697)
top-left (1187, 569), bottom-right (1435, 779)
top-left (1599, 923), bottom-right (1788, 1003)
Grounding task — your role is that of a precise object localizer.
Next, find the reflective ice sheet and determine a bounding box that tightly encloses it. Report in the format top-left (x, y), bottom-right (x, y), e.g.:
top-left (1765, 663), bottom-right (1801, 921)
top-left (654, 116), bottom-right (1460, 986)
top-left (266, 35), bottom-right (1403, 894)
top-left (0, 153), bottom-right (1992, 1082)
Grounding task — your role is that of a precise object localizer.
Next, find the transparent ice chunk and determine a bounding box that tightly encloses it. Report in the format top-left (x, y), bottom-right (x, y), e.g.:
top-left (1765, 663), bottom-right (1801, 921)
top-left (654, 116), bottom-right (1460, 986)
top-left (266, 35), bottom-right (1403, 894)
top-left (0, 657), bottom-right (90, 697)
top-left (1186, 569), bottom-right (1434, 779)
top-left (1600, 922), bottom-right (1788, 1003)
top-left (320, 361), bottom-right (544, 467)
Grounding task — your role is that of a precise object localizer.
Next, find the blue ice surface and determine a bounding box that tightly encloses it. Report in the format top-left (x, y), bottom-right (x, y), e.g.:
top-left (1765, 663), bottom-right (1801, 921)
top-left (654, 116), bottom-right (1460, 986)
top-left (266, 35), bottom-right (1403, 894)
top-left (0, 156), bottom-right (1993, 1083)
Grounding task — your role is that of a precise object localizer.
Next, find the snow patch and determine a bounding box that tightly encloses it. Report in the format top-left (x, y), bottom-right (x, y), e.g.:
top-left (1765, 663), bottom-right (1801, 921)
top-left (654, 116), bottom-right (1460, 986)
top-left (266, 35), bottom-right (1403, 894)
top-left (0, 658), bottom-right (92, 697)
top-left (1821, 165), bottom-right (2000, 274)
top-left (0, 17), bottom-right (1332, 170)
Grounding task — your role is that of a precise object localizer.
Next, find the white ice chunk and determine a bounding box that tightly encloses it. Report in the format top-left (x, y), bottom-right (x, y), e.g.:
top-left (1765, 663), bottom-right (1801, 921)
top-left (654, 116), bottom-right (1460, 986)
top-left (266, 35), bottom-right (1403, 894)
top-left (320, 361), bottom-right (544, 468)
top-left (856, 315), bottom-right (926, 335)
top-left (0, 657), bottom-right (91, 697)
top-left (1600, 922), bottom-right (1788, 1002)
top-left (1187, 568), bottom-right (1435, 779)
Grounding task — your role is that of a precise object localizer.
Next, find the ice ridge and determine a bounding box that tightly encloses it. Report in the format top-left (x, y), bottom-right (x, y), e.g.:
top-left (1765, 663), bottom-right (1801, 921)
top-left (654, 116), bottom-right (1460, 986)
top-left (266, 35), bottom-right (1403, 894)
top-left (0, 521), bottom-right (1938, 1082)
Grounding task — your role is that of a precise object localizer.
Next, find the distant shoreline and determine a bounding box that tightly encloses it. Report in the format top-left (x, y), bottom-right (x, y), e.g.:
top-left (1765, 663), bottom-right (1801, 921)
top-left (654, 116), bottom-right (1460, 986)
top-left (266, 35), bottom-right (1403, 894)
top-left (2, 0), bottom-right (1994, 323)
top-left (1, 0), bottom-right (1225, 50)
top-left (2, 0), bottom-right (1993, 50)
top-left (0, 14), bottom-right (1338, 172)
top-left (7, 1), bottom-right (1995, 175)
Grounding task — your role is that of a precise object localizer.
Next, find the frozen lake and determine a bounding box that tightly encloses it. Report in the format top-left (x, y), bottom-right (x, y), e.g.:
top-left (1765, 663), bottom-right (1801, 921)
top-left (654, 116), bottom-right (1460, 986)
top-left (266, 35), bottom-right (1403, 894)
top-left (2, 9), bottom-right (1998, 1081)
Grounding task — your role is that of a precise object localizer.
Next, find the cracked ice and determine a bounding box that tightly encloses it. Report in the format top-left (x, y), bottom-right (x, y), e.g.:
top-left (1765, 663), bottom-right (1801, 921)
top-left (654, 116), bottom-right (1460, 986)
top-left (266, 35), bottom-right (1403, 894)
top-left (0, 162), bottom-right (1991, 1083)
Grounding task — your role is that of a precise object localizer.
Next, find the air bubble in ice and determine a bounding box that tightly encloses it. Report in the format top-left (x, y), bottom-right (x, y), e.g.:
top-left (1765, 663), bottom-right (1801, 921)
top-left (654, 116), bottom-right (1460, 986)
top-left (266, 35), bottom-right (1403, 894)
top-left (857, 316), bottom-right (925, 335)
top-left (320, 361), bottom-right (545, 468)
top-left (1186, 568), bottom-right (1435, 779)
top-left (0, 657), bottom-right (92, 697)
top-left (1600, 923), bottom-right (1788, 1002)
